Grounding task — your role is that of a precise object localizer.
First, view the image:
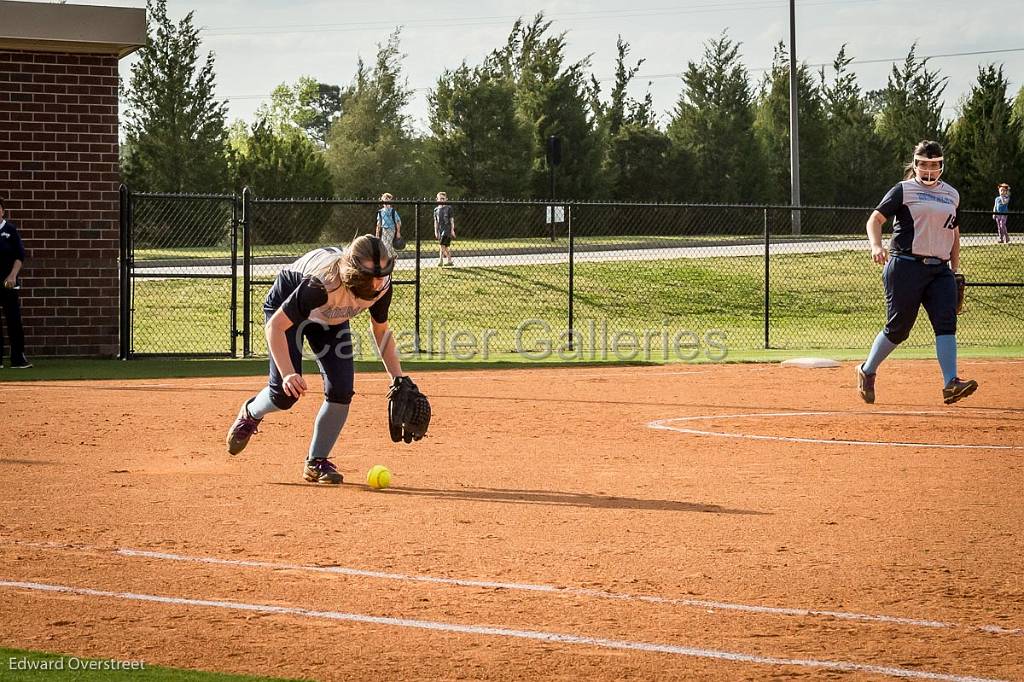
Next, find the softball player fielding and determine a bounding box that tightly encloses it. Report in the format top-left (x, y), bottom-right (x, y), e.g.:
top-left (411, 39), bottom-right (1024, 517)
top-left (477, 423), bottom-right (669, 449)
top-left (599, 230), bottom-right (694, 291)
top-left (226, 235), bottom-right (414, 484)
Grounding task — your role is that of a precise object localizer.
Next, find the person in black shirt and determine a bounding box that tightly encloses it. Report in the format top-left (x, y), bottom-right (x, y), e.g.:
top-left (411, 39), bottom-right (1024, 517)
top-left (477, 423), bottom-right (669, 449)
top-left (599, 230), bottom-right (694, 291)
top-left (433, 191), bottom-right (456, 267)
top-left (0, 198), bottom-right (30, 369)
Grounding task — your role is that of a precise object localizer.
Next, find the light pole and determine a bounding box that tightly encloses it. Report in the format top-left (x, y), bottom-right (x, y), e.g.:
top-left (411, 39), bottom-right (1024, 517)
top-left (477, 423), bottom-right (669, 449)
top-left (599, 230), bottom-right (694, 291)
top-left (788, 0), bottom-right (802, 234)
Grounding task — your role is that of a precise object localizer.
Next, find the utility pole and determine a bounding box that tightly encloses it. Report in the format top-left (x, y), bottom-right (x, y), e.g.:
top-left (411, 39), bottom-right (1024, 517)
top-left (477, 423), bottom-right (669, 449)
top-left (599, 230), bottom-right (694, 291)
top-left (788, 0), bottom-right (802, 235)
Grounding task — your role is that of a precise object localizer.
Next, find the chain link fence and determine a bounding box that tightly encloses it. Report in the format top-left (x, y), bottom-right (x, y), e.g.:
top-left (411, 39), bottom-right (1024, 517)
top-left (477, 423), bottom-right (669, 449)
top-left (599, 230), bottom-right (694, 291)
top-left (122, 189), bottom-right (1024, 360)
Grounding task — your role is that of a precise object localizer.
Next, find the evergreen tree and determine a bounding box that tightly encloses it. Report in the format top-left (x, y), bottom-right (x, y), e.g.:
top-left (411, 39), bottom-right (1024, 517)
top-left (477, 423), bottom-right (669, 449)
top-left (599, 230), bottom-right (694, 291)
top-left (946, 65), bottom-right (1024, 209)
top-left (324, 29), bottom-right (438, 198)
top-left (122, 0), bottom-right (228, 192)
top-left (754, 42), bottom-right (830, 204)
top-left (429, 62), bottom-right (532, 198)
top-left (873, 43), bottom-right (947, 175)
top-left (231, 119), bottom-right (334, 242)
top-left (591, 37), bottom-right (680, 201)
top-left (666, 32), bottom-right (764, 203)
top-left (491, 15), bottom-right (603, 199)
top-left (820, 45), bottom-right (891, 205)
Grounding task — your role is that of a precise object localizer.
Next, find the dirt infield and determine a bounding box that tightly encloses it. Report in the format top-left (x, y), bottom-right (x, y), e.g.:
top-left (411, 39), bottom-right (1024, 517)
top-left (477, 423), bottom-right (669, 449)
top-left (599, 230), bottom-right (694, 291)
top-left (1, 360), bottom-right (1022, 681)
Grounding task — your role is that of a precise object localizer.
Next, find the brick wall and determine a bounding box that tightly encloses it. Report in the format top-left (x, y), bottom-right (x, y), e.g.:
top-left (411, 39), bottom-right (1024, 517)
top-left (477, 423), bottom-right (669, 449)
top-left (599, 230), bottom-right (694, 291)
top-left (0, 49), bottom-right (120, 357)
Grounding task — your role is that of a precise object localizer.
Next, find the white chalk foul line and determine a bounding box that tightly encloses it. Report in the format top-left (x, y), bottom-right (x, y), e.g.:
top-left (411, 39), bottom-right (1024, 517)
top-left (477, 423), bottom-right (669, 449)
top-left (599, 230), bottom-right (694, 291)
top-left (0, 579), bottom-right (1008, 682)
top-left (14, 543), bottom-right (1007, 637)
top-left (648, 412), bottom-right (1024, 451)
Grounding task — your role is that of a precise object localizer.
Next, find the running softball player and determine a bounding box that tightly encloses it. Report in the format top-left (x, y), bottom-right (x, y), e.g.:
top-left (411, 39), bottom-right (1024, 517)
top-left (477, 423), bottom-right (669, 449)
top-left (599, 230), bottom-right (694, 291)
top-left (225, 235), bottom-right (426, 483)
top-left (857, 140), bottom-right (978, 405)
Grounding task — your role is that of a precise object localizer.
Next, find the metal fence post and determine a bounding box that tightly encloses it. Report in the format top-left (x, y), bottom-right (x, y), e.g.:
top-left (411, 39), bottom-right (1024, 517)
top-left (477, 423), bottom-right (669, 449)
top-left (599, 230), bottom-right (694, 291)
top-left (118, 184), bottom-right (130, 360)
top-left (567, 204), bottom-right (574, 352)
top-left (241, 187), bottom-right (252, 358)
top-left (414, 201), bottom-right (422, 353)
top-left (764, 207), bottom-right (770, 350)
top-left (230, 193), bottom-right (240, 358)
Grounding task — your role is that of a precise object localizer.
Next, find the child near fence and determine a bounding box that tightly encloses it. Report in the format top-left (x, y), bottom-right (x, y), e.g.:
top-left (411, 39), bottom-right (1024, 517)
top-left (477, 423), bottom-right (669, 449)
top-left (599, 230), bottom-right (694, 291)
top-left (994, 183), bottom-right (1011, 244)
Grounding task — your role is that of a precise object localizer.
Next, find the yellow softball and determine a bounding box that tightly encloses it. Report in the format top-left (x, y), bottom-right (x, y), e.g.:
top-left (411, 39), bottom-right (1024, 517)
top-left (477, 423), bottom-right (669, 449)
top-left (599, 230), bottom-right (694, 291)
top-left (366, 465), bottom-right (392, 490)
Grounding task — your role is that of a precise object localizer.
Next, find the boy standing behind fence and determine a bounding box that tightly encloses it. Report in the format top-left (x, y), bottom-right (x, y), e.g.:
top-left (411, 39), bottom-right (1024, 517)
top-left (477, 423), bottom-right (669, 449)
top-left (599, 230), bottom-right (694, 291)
top-left (433, 192), bottom-right (455, 267)
top-left (994, 183), bottom-right (1010, 244)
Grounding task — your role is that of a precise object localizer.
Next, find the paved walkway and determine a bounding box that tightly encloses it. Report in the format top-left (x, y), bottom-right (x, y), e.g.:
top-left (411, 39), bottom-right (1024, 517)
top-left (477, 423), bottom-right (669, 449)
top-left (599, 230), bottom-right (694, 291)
top-left (134, 239), bottom-right (872, 278)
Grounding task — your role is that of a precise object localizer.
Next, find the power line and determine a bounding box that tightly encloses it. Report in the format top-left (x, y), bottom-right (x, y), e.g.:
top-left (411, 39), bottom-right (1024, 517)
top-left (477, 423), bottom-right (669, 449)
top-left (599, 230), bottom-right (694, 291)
top-left (201, 0), bottom-right (880, 37)
top-left (218, 44), bottom-right (1023, 100)
top-left (634, 45), bottom-right (1024, 80)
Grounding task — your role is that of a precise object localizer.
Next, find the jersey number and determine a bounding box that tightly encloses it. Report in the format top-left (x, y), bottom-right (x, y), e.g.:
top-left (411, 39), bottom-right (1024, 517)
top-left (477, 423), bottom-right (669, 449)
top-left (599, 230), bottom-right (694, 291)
top-left (942, 214), bottom-right (956, 231)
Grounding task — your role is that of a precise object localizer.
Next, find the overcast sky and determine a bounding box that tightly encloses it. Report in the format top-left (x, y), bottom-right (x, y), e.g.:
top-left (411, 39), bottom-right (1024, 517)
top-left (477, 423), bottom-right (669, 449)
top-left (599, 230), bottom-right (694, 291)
top-left (86, 0), bottom-right (1024, 132)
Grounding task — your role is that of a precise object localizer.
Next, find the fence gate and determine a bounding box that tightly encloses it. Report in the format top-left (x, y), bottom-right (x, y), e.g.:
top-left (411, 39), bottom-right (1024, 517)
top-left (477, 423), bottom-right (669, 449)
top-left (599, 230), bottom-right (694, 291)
top-left (121, 187), bottom-right (240, 357)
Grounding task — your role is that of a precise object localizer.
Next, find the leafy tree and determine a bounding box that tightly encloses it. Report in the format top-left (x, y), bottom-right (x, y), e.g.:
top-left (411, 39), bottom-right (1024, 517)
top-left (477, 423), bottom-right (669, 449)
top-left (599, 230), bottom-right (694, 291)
top-left (325, 29), bottom-right (437, 198)
top-left (873, 43), bottom-right (947, 175)
top-left (946, 65), bottom-right (1024, 209)
top-left (122, 0), bottom-right (228, 192)
top-left (754, 42), bottom-right (831, 204)
top-left (1013, 86), bottom-right (1024, 149)
top-left (429, 62), bottom-right (532, 198)
top-left (491, 15), bottom-right (603, 199)
top-left (259, 76), bottom-right (342, 148)
top-left (590, 37), bottom-right (680, 201)
top-left (666, 32), bottom-right (764, 203)
top-left (819, 46), bottom-right (891, 205)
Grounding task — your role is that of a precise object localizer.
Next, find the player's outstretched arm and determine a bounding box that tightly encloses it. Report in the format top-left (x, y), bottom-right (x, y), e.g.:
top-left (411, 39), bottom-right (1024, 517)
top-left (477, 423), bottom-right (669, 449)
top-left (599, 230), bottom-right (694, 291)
top-left (371, 318), bottom-right (404, 382)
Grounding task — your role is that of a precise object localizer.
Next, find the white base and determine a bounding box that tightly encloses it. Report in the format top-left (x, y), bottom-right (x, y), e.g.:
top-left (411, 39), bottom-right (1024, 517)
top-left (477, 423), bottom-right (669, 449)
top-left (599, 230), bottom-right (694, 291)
top-left (780, 357), bottom-right (842, 369)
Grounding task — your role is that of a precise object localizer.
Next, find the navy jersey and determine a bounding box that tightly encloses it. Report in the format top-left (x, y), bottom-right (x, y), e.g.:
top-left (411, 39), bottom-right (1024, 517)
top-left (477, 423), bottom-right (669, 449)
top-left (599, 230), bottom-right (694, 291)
top-left (0, 219), bottom-right (26, 281)
top-left (266, 247), bottom-right (392, 326)
top-left (875, 180), bottom-right (960, 260)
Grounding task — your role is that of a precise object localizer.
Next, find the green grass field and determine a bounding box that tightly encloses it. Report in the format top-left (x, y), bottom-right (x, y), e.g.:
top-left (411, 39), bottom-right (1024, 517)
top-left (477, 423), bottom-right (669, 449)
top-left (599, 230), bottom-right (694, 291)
top-left (0, 648), bottom-right (300, 681)
top-left (128, 243), bottom-right (1024, 359)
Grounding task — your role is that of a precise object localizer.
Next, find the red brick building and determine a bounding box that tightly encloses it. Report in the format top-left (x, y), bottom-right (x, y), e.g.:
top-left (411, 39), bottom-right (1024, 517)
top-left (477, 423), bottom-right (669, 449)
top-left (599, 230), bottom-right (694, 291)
top-left (0, 1), bottom-right (144, 356)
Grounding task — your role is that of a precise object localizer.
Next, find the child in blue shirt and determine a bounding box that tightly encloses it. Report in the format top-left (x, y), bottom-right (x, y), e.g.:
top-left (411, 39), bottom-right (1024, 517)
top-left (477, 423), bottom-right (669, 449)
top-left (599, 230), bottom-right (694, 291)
top-left (993, 183), bottom-right (1010, 244)
top-left (375, 192), bottom-right (402, 255)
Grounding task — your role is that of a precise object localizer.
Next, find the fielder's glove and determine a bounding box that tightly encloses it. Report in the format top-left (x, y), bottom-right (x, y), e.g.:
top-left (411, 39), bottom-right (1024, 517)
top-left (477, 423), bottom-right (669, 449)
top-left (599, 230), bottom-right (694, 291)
top-left (387, 376), bottom-right (431, 443)
top-left (954, 272), bottom-right (966, 314)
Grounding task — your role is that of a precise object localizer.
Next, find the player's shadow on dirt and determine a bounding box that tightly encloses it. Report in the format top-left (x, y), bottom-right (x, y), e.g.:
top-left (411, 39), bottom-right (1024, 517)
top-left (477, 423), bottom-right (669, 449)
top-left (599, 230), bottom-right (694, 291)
top-left (271, 482), bottom-right (764, 514)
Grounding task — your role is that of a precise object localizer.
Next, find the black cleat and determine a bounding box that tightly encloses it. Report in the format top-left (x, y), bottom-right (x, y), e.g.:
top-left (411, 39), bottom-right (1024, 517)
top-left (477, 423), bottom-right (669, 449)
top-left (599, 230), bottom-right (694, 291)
top-left (857, 364), bottom-right (876, 404)
top-left (943, 377), bottom-right (978, 405)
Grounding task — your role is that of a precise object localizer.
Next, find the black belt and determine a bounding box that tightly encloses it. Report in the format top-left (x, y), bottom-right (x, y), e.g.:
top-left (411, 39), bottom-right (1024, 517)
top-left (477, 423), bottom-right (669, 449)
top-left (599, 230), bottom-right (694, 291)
top-left (894, 254), bottom-right (949, 266)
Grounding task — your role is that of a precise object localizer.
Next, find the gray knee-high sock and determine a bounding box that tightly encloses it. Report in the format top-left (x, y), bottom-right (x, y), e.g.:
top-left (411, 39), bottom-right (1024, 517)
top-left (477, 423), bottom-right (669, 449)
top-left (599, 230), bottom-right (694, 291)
top-left (308, 401), bottom-right (350, 461)
top-left (247, 386), bottom-right (282, 420)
